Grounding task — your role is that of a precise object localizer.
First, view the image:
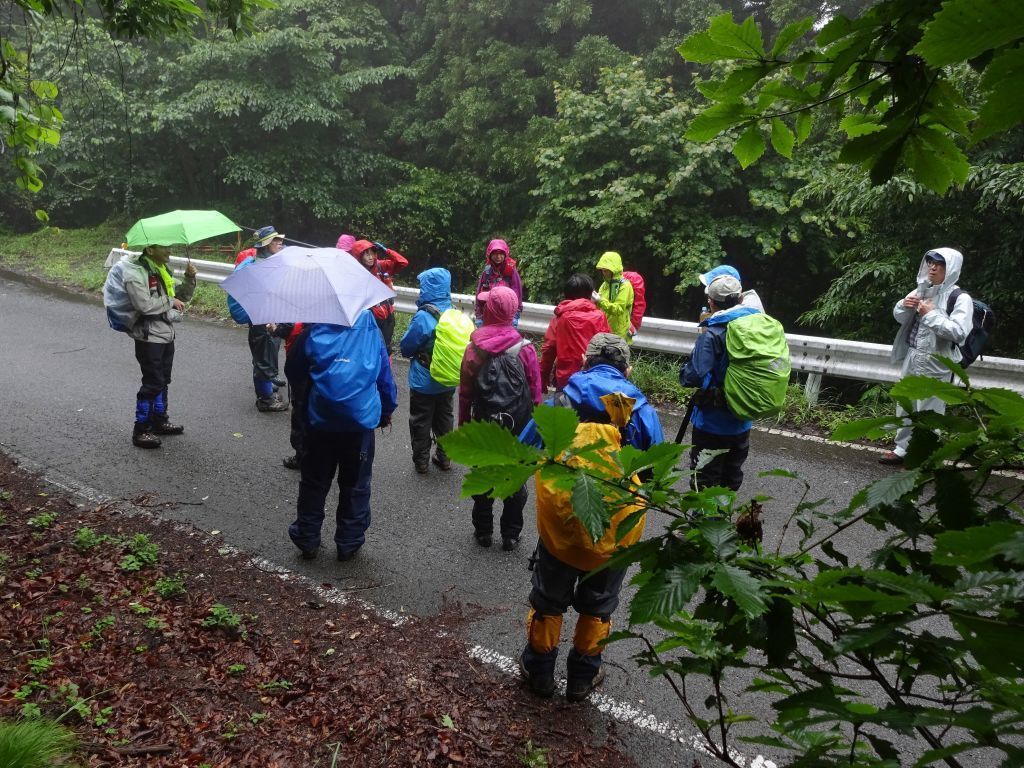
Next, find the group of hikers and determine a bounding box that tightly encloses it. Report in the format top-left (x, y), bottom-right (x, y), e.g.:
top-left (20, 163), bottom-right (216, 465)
top-left (107, 229), bottom-right (981, 702)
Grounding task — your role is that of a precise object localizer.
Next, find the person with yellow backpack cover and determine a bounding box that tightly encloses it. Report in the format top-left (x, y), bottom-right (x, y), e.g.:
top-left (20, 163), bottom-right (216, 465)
top-left (399, 268), bottom-right (474, 474)
top-left (517, 333), bottom-right (664, 701)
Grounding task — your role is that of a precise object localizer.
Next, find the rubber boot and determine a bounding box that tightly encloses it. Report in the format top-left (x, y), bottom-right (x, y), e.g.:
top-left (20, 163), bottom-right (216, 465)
top-left (151, 391), bottom-right (184, 435)
top-left (132, 400), bottom-right (161, 449)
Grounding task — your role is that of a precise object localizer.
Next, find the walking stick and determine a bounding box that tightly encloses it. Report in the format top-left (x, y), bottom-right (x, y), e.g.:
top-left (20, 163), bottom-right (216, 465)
top-left (674, 393), bottom-right (697, 444)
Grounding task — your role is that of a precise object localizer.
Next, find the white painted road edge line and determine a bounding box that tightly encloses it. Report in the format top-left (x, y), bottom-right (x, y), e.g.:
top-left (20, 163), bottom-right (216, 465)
top-left (31, 460), bottom-right (777, 768)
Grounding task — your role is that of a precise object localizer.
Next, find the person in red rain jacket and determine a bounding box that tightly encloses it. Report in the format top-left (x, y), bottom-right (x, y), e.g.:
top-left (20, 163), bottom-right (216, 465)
top-left (349, 239), bottom-right (409, 354)
top-left (539, 273), bottom-right (611, 391)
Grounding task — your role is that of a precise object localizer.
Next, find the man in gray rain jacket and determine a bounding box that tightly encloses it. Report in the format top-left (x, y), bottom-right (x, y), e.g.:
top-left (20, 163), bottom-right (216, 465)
top-left (879, 247), bottom-right (972, 465)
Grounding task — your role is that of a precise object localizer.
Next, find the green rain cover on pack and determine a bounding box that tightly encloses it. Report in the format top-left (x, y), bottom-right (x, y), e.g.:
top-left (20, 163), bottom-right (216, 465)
top-left (429, 309), bottom-right (475, 387)
top-left (723, 312), bottom-right (791, 421)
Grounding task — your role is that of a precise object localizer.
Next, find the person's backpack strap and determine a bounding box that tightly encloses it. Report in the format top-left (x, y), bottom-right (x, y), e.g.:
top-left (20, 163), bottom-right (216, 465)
top-left (946, 288), bottom-right (963, 315)
top-left (422, 303), bottom-right (441, 320)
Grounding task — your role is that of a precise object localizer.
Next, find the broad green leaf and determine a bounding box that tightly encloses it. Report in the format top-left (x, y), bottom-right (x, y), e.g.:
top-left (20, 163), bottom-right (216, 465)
top-left (953, 614), bottom-right (1024, 676)
top-left (838, 113), bottom-right (885, 138)
top-left (708, 13), bottom-right (766, 59)
top-left (973, 388), bottom-right (1024, 420)
top-left (770, 118), bottom-right (794, 158)
top-left (697, 65), bottom-right (773, 102)
top-left (973, 46), bottom-right (1024, 142)
top-left (733, 124), bottom-right (766, 169)
top-left (764, 598), bottom-right (796, 666)
top-left (890, 375), bottom-right (969, 405)
top-left (833, 621), bottom-right (904, 655)
top-left (684, 101), bottom-right (748, 142)
top-left (770, 17), bottom-right (814, 57)
top-left (712, 564), bottom-right (768, 618)
top-left (694, 448), bottom-right (729, 474)
top-left (439, 421), bottom-right (541, 467)
top-left (794, 110), bottom-right (812, 144)
top-left (934, 522), bottom-right (1022, 566)
top-left (933, 355), bottom-right (969, 386)
top-left (461, 464), bottom-right (537, 499)
top-left (619, 442), bottom-right (685, 478)
top-left (532, 404), bottom-right (578, 459)
top-left (698, 518), bottom-right (737, 558)
top-left (678, 30), bottom-right (753, 64)
top-left (913, 0), bottom-right (1024, 67)
top-left (864, 469), bottom-right (919, 509)
top-left (629, 563), bottom-right (711, 623)
top-left (830, 416), bottom-right (901, 442)
top-left (992, 532), bottom-right (1024, 565)
top-left (910, 126), bottom-right (971, 195)
top-left (571, 473), bottom-right (608, 544)
top-left (933, 470), bottom-right (977, 530)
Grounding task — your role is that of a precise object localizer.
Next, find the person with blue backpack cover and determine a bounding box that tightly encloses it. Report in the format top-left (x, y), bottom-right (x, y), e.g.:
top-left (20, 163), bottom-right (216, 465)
top-left (284, 311), bottom-right (398, 562)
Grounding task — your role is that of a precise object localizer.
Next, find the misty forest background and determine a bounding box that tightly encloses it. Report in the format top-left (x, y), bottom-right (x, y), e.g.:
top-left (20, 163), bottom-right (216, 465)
top-left (3, 0), bottom-right (1022, 355)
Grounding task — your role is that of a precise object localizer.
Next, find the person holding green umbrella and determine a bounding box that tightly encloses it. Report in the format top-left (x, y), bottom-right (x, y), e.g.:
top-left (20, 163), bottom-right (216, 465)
top-left (123, 244), bottom-right (198, 448)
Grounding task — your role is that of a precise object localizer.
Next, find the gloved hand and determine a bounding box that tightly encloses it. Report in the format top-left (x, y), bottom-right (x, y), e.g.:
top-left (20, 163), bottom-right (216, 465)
top-left (378, 412), bottom-right (392, 430)
top-left (591, 291), bottom-right (602, 303)
top-left (373, 241), bottom-right (388, 254)
top-left (184, 261), bottom-right (198, 278)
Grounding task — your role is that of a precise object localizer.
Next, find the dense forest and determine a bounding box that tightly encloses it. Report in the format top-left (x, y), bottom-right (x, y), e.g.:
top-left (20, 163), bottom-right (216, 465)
top-left (2, 0), bottom-right (1022, 354)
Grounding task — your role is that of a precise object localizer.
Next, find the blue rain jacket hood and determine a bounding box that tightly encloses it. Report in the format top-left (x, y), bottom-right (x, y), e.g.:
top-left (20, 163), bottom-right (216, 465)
top-left (401, 268), bottom-right (456, 393)
top-left (520, 363), bottom-right (664, 451)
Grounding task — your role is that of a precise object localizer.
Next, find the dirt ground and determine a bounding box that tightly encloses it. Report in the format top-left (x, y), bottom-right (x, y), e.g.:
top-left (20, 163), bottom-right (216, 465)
top-left (0, 453), bottom-right (636, 767)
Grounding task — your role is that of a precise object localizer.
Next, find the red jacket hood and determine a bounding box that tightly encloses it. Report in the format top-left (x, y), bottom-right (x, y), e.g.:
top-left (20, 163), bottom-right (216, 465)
top-left (554, 297), bottom-right (601, 317)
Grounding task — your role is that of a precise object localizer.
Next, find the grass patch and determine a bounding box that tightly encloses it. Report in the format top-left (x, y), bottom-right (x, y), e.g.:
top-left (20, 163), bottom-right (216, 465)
top-left (0, 718), bottom-right (78, 768)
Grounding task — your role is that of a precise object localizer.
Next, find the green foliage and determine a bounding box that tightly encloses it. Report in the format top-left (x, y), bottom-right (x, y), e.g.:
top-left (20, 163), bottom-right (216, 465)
top-left (446, 377), bottom-right (1024, 766)
top-left (0, 718), bottom-right (77, 768)
top-left (71, 528), bottom-right (106, 553)
top-left (26, 512), bottom-right (57, 530)
top-left (117, 534), bottom-right (160, 573)
top-left (678, 3), bottom-right (1024, 193)
top-left (153, 575), bottom-right (187, 599)
top-left (202, 603), bottom-right (244, 633)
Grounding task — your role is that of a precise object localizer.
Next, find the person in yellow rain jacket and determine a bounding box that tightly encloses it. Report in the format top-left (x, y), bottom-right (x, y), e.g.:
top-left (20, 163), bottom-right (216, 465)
top-left (593, 251), bottom-right (634, 339)
top-left (516, 333), bottom-right (663, 702)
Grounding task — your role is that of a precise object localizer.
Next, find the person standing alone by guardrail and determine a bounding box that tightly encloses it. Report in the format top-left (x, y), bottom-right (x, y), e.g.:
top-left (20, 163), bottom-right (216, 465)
top-left (879, 248), bottom-right (973, 466)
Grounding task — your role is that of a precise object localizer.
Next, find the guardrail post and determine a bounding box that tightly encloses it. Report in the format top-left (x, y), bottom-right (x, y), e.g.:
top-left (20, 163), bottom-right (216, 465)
top-left (804, 372), bottom-right (822, 405)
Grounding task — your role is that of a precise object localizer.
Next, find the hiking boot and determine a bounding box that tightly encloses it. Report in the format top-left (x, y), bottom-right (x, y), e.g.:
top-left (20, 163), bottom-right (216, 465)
top-left (256, 395), bottom-right (289, 412)
top-left (337, 548), bottom-right (359, 562)
top-left (132, 427), bottom-right (161, 449)
top-left (432, 453), bottom-right (452, 471)
top-left (298, 548), bottom-right (318, 561)
top-left (272, 377), bottom-right (287, 387)
top-left (502, 536), bottom-right (520, 552)
top-left (282, 454), bottom-right (301, 470)
top-left (475, 533), bottom-right (492, 548)
top-left (518, 656), bottom-right (555, 698)
top-left (565, 667), bottom-right (605, 703)
top-left (878, 451), bottom-right (904, 466)
top-left (151, 420), bottom-right (184, 435)
top-left (414, 461), bottom-right (429, 475)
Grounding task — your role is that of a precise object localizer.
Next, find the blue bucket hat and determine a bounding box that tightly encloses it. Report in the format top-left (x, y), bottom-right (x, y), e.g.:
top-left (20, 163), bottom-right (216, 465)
top-left (254, 225), bottom-right (284, 248)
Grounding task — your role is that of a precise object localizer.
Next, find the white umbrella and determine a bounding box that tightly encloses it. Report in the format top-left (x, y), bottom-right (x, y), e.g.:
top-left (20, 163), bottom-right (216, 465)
top-left (220, 246), bottom-right (397, 326)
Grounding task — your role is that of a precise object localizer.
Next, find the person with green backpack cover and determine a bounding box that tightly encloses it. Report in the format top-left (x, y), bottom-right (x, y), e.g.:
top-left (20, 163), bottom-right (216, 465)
top-left (680, 273), bottom-right (790, 490)
top-left (400, 268), bottom-right (473, 474)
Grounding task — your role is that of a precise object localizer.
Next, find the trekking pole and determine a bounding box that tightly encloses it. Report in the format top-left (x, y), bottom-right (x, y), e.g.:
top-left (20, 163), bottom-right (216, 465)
top-left (674, 393), bottom-right (697, 444)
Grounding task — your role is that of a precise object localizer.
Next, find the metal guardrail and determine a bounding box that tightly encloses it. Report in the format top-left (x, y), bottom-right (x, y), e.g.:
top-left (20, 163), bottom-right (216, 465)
top-left (105, 250), bottom-right (1024, 394)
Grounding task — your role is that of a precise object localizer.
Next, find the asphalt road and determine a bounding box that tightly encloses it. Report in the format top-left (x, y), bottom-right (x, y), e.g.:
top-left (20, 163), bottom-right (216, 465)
top-left (0, 272), bottom-right (898, 767)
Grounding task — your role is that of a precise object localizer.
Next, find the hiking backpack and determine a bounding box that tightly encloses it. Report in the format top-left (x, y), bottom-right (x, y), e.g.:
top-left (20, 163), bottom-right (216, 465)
top-left (421, 304), bottom-right (474, 387)
top-left (103, 258), bottom-right (140, 333)
top-left (946, 288), bottom-right (995, 368)
top-left (622, 271), bottom-right (647, 333)
top-left (723, 312), bottom-right (791, 421)
top-left (471, 340), bottom-right (534, 435)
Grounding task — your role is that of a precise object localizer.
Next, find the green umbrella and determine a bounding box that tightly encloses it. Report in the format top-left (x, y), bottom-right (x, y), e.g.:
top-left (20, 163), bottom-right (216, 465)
top-left (125, 210), bottom-right (240, 248)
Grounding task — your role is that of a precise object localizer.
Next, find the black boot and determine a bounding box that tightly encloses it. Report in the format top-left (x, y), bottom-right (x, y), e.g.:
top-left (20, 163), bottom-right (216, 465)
top-left (132, 422), bottom-right (161, 449)
top-left (151, 391), bottom-right (184, 434)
